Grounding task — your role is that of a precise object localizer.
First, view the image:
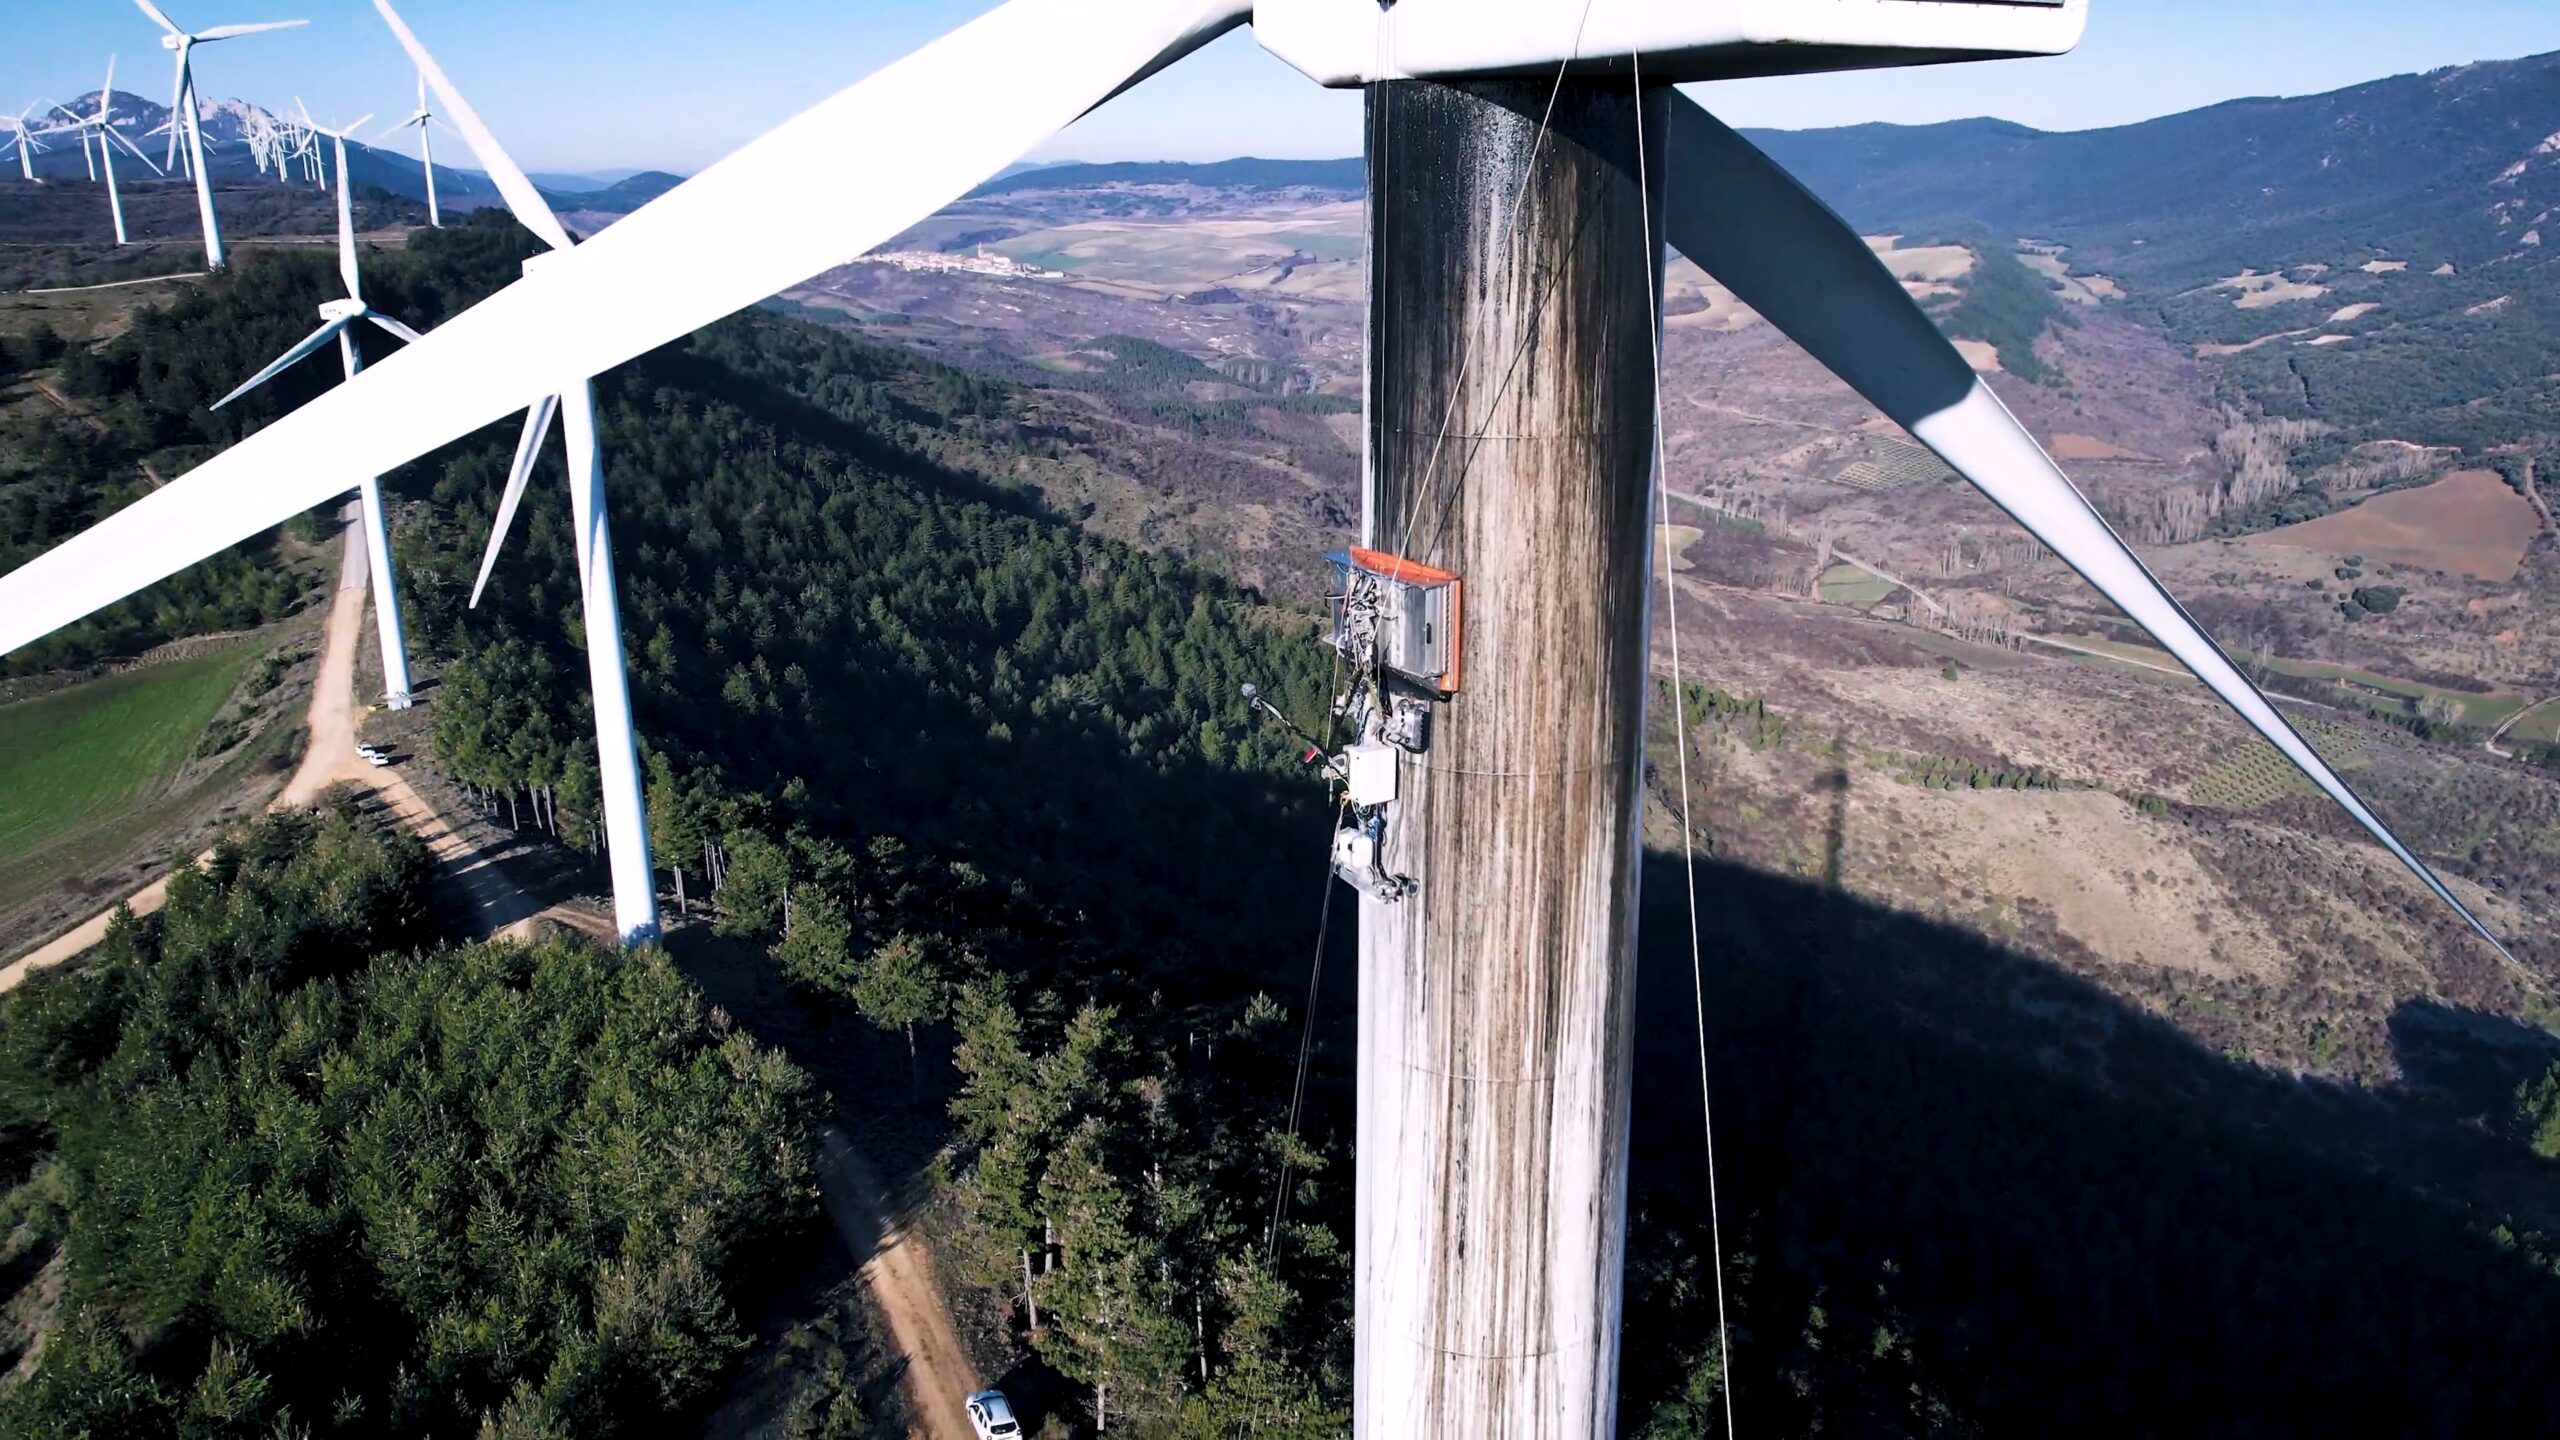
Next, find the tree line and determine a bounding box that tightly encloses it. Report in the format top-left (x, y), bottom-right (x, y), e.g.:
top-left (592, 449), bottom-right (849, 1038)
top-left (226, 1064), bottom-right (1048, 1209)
top-left (0, 805), bottom-right (822, 1437)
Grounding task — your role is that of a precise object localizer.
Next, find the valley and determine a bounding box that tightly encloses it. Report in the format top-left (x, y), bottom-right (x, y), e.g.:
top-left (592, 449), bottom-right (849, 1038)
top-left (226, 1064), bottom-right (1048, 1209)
top-left (4, 37), bottom-right (2560, 1440)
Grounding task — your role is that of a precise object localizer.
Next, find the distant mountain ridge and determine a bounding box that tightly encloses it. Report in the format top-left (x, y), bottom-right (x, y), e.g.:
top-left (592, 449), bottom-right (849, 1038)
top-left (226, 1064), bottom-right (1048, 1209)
top-left (550, 170), bottom-right (685, 216)
top-left (1746, 49), bottom-right (2560, 292)
top-left (13, 90), bottom-right (497, 207)
top-left (957, 49), bottom-right (2560, 291)
top-left (949, 51), bottom-right (2560, 446)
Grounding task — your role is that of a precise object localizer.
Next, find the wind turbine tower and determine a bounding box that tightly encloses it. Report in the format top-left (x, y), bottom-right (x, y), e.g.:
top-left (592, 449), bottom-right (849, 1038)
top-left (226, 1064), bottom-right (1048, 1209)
top-left (380, 72), bottom-right (449, 226)
top-left (133, 0), bottom-right (307, 269)
top-left (375, 0), bottom-right (664, 945)
top-left (210, 111), bottom-right (424, 712)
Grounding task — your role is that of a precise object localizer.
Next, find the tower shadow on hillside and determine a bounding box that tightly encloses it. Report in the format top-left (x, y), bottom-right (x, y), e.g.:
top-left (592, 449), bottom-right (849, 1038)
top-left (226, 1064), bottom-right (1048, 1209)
top-left (1819, 759), bottom-right (1849, 889)
top-left (2387, 997), bottom-right (2560, 1127)
top-left (651, 721), bottom-right (2560, 1437)
top-left (1619, 848), bottom-right (2560, 1437)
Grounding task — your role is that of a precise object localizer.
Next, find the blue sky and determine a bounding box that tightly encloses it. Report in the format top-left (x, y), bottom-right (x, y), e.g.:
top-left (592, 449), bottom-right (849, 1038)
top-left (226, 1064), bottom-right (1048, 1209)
top-left (11, 0), bottom-right (2559, 175)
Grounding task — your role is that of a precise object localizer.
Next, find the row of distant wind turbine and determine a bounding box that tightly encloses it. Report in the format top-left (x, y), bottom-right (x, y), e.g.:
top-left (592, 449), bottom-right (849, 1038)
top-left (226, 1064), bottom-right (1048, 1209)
top-left (13, 1), bottom-right (459, 265)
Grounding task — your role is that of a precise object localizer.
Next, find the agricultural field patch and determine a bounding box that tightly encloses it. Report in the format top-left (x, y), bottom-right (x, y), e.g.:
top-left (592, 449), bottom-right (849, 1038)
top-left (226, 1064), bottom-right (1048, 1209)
top-left (2506, 699), bottom-right (2560, 745)
top-left (1818, 563), bottom-right (1898, 609)
top-left (1865, 236), bottom-right (1977, 283)
top-left (2258, 468), bottom-right (2538, 581)
top-left (2213, 269), bottom-right (2330, 308)
top-left (1951, 338), bottom-right (2003, 372)
top-left (981, 206), bottom-right (1365, 294)
top-left (0, 644), bottom-right (253, 866)
top-left (2189, 716), bottom-right (2376, 809)
top-left (1656, 524), bottom-right (1705, 572)
top-left (2019, 249), bottom-right (2118, 306)
top-left (2049, 432), bottom-right (2149, 461)
top-left (1833, 437), bottom-right (1956, 492)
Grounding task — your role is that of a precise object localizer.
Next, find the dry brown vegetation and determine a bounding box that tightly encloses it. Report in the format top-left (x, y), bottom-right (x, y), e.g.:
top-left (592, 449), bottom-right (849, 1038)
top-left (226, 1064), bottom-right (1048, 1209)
top-left (770, 178), bottom-right (2560, 1108)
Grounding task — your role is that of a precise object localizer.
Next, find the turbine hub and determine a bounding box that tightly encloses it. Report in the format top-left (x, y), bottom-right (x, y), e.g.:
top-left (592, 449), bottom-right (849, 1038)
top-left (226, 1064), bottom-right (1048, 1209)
top-left (319, 297), bottom-right (368, 321)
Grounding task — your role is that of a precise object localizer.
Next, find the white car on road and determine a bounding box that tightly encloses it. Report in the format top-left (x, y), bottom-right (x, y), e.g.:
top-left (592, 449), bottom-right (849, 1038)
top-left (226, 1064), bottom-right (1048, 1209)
top-left (965, 1389), bottom-right (1021, 1439)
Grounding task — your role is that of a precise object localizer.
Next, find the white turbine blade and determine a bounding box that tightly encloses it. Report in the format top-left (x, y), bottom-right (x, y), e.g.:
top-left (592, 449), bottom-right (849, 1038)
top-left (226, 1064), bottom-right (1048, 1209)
top-left (374, 0), bottom-right (572, 250)
top-left (0, 0), bottom-right (1244, 667)
top-left (473, 394), bottom-right (559, 608)
top-left (366, 312), bottom-right (425, 346)
top-left (1659, 92), bottom-right (2517, 966)
top-left (194, 19), bottom-right (308, 41)
top-left (104, 120), bottom-right (164, 174)
top-left (165, 52), bottom-right (188, 167)
top-left (209, 316), bottom-right (349, 410)
top-left (132, 0), bottom-right (182, 34)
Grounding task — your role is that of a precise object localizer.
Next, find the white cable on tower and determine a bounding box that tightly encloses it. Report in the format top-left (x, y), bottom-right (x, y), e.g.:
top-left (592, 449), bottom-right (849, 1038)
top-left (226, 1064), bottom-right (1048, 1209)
top-left (1634, 47), bottom-right (1736, 1440)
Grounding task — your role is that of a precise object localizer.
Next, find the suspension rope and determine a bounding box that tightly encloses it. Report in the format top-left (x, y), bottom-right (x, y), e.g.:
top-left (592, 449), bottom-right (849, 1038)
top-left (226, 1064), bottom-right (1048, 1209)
top-left (1633, 49), bottom-right (1737, 1440)
top-left (1266, 792), bottom-right (1350, 1257)
top-left (1265, 603), bottom-right (1351, 1257)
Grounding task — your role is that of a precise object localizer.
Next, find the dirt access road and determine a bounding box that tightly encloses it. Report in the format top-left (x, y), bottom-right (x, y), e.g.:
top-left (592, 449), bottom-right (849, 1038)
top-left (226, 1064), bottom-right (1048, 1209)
top-left (0, 519), bottom-right (986, 1436)
top-left (1, 512), bottom-right (577, 987)
top-left (816, 1127), bottom-right (983, 1440)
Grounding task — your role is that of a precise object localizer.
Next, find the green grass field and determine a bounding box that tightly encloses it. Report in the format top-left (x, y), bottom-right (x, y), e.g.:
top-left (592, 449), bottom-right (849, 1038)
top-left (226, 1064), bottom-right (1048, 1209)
top-left (0, 646), bottom-right (251, 864)
top-left (2505, 698), bottom-right (2560, 745)
top-left (2259, 656), bottom-right (2528, 727)
top-left (1819, 563), bottom-right (1898, 609)
top-left (2056, 633), bottom-right (2526, 725)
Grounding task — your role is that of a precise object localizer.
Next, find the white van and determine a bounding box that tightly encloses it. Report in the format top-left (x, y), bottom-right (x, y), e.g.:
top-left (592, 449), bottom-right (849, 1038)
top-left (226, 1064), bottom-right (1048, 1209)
top-left (965, 1390), bottom-right (1021, 1439)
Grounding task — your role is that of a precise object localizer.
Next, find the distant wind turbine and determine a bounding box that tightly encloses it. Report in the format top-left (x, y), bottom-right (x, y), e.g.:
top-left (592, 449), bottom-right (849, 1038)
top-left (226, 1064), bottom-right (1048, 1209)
top-left (143, 116), bottom-right (184, 177)
top-left (279, 113), bottom-right (320, 186)
top-left (377, 0), bottom-right (661, 944)
top-left (131, 0), bottom-right (307, 269)
top-left (377, 72), bottom-right (450, 226)
top-left (6, 104), bottom-right (48, 183)
top-left (210, 109), bottom-right (423, 711)
top-left (38, 57), bottom-right (164, 245)
top-left (66, 112), bottom-right (98, 182)
top-left (239, 107), bottom-right (279, 177)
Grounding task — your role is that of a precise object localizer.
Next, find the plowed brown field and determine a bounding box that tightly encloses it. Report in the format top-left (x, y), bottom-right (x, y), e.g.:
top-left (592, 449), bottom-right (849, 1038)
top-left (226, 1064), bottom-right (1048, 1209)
top-left (2260, 469), bottom-right (2537, 581)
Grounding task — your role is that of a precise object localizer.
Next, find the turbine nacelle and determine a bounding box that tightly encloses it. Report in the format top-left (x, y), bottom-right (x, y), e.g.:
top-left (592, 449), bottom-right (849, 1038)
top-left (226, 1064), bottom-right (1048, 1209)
top-left (318, 296), bottom-right (370, 323)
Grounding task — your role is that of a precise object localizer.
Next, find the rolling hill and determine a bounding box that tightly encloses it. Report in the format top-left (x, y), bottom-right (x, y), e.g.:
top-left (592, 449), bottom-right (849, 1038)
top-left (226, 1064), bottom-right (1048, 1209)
top-left (947, 52), bottom-right (2560, 446)
top-left (1749, 51), bottom-right (2560, 291)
